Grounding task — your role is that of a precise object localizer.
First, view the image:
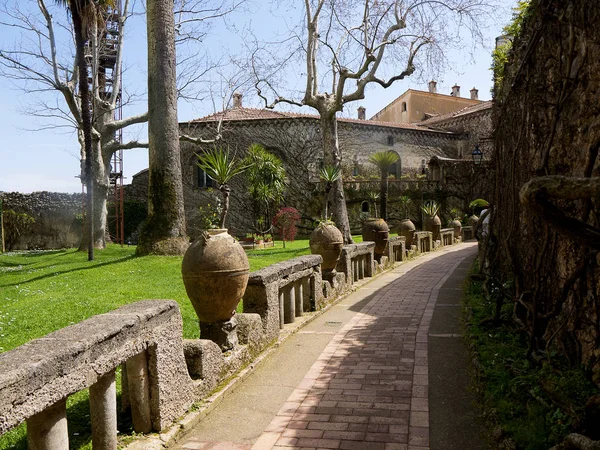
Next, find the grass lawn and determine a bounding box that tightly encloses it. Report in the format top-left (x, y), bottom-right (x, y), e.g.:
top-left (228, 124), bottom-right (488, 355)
top-left (0, 235), bottom-right (368, 449)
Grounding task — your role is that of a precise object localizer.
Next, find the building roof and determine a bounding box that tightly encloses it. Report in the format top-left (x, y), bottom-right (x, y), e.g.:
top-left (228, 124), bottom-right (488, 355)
top-left (184, 106), bottom-right (455, 135)
top-left (418, 100), bottom-right (493, 126)
top-left (370, 88), bottom-right (482, 121)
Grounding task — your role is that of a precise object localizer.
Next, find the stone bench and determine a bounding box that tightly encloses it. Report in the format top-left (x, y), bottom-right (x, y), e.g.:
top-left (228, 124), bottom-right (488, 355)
top-left (386, 236), bottom-right (406, 264)
top-left (243, 255), bottom-right (323, 342)
top-left (440, 228), bottom-right (454, 246)
top-left (0, 300), bottom-right (193, 449)
top-left (462, 226), bottom-right (474, 241)
top-left (414, 231), bottom-right (433, 254)
top-left (338, 242), bottom-right (375, 285)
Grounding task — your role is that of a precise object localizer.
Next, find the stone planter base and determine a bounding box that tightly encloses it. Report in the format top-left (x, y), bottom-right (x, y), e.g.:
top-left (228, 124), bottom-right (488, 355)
top-left (200, 316), bottom-right (238, 352)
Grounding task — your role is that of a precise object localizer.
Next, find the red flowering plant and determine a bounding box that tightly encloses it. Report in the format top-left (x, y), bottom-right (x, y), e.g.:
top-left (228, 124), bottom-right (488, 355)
top-left (272, 207), bottom-right (301, 248)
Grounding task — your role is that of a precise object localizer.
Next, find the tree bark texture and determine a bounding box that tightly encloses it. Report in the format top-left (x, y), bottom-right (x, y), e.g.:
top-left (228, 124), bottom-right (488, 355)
top-left (70, 0), bottom-right (94, 261)
top-left (380, 168), bottom-right (389, 221)
top-left (137, 0), bottom-right (188, 255)
top-left (490, 0), bottom-right (600, 385)
top-left (320, 114), bottom-right (353, 244)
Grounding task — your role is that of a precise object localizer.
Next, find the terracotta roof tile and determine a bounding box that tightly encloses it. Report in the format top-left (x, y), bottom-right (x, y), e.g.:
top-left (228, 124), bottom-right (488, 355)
top-left (418, 100), bottom-right (493, 126)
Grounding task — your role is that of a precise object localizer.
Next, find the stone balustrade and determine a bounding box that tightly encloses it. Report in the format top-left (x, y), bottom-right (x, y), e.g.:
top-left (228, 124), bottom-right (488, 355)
top-left (386, 236), bottom-right (406, 264)
top-left (338, 242), bottom-right (375, 285)
top-left (462, 226), bottom-right (474, 241)
top-left (0, 301), bottom-right (193, 449)
top-left (440, 228), bottom-right (454, 246)
top-left (0, 233), bottom-right (468, 448)
top-left (243, 255), bottom-right (323, 343)
top-left (414, 231), bottom-right (433, 254)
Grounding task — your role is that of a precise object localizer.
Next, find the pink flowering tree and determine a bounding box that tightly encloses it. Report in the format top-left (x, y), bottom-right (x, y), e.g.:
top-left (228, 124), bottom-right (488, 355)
top-left (272, 207), bottom-right (301, 248)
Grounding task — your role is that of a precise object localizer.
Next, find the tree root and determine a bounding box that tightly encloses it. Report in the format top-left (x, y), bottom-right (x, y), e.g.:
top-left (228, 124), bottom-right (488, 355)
top-left (519, 176), bottom-right (600, 249)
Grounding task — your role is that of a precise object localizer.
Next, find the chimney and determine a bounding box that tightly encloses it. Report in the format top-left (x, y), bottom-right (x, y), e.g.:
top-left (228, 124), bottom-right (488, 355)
top-left (357, 106), bottom-right (366, 120)
top-left (451, 84), bottom-right (460, 97)
top-left (428, 80), bottom-right (437, 94)
top-left (232, 92), bottom-right (242, 108)
top-left (470, 87), bottom-right (479, 100)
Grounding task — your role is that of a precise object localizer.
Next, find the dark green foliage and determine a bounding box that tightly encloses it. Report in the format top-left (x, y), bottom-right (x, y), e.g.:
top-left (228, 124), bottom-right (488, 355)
top-left (107, 200), bottom-right (148, 242)
top-left (464, 265), bottom-right (599, 449)
top-left (3, 210), bottom-right (35, 251)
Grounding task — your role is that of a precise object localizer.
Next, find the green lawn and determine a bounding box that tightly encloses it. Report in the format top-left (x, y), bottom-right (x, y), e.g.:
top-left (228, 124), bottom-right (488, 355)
top-left (0, 235), bottom-right (369, 449)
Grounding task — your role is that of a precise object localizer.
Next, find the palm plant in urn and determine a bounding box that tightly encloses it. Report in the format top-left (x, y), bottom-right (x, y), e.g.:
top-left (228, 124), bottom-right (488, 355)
top-left (182, 148), bottom-right (248, 351)
top-left (421, 200), bottom-right (441, 241)
top-left (310, 166), bottom-right (344, 281)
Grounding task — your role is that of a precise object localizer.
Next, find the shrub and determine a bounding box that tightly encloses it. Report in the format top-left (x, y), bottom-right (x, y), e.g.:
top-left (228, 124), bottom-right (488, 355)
top-left (3, 210), bottom-right (35, 250)
top-left (272, 207), bottom-right (301, 248)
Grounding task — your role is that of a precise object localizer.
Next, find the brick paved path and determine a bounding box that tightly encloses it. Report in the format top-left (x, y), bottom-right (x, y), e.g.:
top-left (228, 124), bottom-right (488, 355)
top-left (251, 247), bottom-right (475, 450)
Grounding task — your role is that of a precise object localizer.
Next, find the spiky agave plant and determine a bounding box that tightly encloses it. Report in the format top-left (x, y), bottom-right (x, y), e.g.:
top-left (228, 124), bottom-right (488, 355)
top-left (421, 200), bottom-right (440, 217)
top-left (197, 147), bottom-right (247, 228)
top-left (399, 195), bottom-right (412, 219)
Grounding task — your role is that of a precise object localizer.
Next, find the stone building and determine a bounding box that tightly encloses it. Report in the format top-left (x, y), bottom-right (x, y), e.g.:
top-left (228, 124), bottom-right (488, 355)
top-left (125, 85), bottom-right (493, 239)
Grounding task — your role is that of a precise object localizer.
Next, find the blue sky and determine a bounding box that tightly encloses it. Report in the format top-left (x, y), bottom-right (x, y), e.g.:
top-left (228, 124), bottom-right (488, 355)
top-left (0, 0), bottom-right (515, 194)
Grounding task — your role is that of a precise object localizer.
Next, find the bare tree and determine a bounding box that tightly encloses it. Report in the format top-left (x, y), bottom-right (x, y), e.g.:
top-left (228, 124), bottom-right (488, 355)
top-left (0, 0), bottom-right (245, 249)
top-left (252, 0), bottom-right (494, 243)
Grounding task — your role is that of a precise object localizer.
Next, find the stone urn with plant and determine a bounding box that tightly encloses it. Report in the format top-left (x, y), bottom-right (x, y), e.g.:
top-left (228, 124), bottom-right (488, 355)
top-left (397, 195), bottom-right (415, 248)
top-left (468, 198), bottom-right (489, 227)
top-left (449, 208), bottom-right (462, 239)
top-left (310, 166), bottom-right (344, 281)
top-left (182, 148), bottom-right (248, 351)
top-left (421, 200), bottom-right (441, 241)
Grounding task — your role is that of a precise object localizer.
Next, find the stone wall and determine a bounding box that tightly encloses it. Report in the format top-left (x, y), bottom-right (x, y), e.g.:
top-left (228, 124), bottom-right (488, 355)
top-left (1, 191), bottom-right (83, 250)
top-left (490, 0), bottom-right (600, 384)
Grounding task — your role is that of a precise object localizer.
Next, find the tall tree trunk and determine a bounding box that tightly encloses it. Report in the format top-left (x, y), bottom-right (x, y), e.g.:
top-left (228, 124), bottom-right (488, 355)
top-left (137, 0), bottom-right (188, 255)
top-left (380, 168), bottom-right (389, 221)
top-left (71, 1), bottom-right (94, 261)
top-left (320, 114), bottom-right (353, 244)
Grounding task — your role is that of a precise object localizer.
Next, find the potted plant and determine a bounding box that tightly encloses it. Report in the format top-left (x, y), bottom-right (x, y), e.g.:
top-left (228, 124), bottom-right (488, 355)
top-left (468, 198), bottom-right (489, 226)
top-left (182, 147), bottom-right (249, 351)
top-left (397, 195), bottom-right (415, 247)
top-left (421, 200), bottom-right (441, 241)
top-left (310, 166), bottom-right (344, 280)
top-left (449, 208), bottom-right (462, 239)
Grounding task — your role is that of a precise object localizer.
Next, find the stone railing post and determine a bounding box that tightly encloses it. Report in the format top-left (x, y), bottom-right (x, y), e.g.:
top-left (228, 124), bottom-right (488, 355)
top-left (90, 370), bottom-right (117, 450)
top-left (283, 284), bottom-right (295, 324)
top-left (295, 280), bottom-right (304, 317)
top-left (26, 399), bottom-right (69, 450)
top-left (125, 351), bottom-right (152, 433)
top-left (302, 277), bottom-right (311, 312)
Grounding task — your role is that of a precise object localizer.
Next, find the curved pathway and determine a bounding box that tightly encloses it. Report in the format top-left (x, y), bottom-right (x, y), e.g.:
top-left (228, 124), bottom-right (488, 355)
top-left (172, 243), bottom-right (480, 450)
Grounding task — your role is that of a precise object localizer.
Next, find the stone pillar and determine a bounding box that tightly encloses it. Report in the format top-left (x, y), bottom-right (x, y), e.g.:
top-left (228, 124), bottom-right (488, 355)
top-left (358, 256), bottom-right (365, 279)
top-left (199, 317), bottom-right (238, 351)
top-left (27, 399), bottom-right (69, 450)
top-left (365, 252), bottom-right (374, 277)
top-left (295, 280), bottom-right (303, 317)
top-left (125, 351), bottom-right (152, 433)
top-left (120, 364), bottom-right (130, 412)
top-left (353, 258), bottom-right (358, 282)
top-left (302, 277), bottom-right (311, 312)
top-left (90, 370), bottom-right (117, 450)
top-left (278, 290), bottom-right (285, 328)
top-left (283, 284), bottom-right (295, 324)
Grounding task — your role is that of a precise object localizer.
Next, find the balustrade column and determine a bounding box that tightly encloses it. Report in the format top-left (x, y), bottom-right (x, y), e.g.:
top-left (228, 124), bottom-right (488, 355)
top-left (283, 284), bottom-right (295, 324)
top-left (302, 277), bottom-right (311, 312)
top-left (358, 256), bottom-right (365, 279)
top-left (26, 398), bottom-right (69, 450)
top-left (278, 290), bottom-right (285, 328)
top-left (90, 370), bottom-right (117, 450)
top-left (295, 280), bottom-right (303, 317)
top-left (125, 351), bottom-right (152, 433)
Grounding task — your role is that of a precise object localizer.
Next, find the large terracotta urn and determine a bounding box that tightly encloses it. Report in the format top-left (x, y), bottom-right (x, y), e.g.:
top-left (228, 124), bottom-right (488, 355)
top-left (310, 223), bottom-right (344, 279)
top-left (467, 215), bottom-right (479, 227)
top-left (424, 214), bottom-right (442, 241)
top-left (450, 219), bottom-right (462, 239)
top-left (362, 218), bottom-right (389, 262)
top-left (397, 218), bottom-right (415, 248)
top-left (182, 229), bottom-right (250, 323)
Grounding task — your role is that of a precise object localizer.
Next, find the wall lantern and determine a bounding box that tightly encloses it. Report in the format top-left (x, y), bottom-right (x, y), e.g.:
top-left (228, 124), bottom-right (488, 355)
top-left (472, 144), bottom-right (483, 166)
